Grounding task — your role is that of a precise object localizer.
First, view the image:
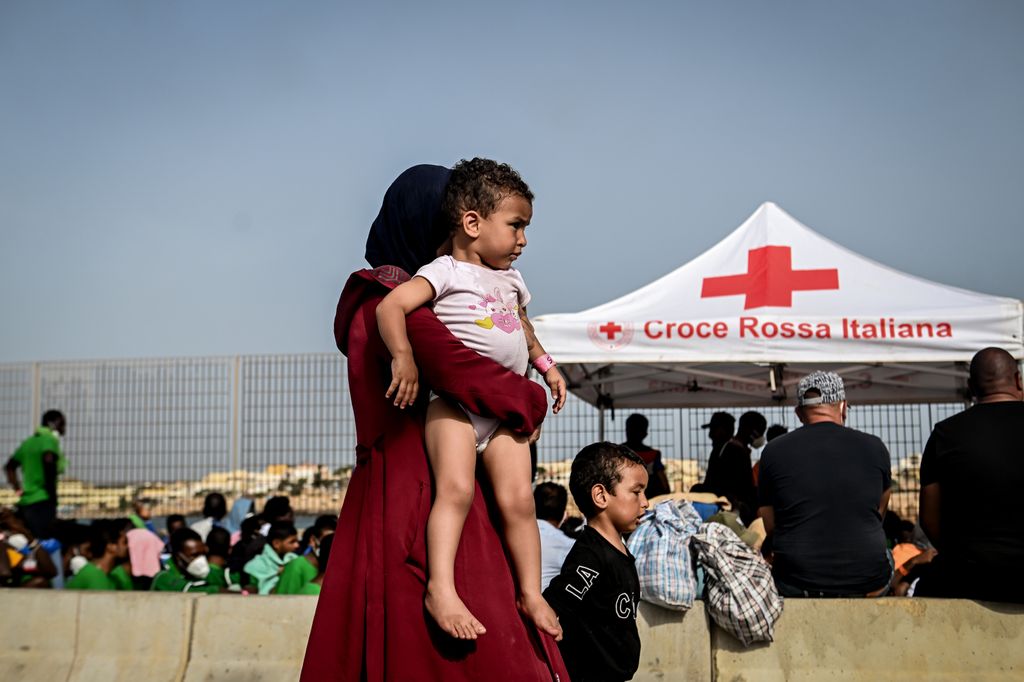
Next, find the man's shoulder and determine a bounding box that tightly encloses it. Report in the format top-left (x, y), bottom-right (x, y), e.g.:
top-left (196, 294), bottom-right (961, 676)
top-left (938, 402), bottom-right (1024, 431)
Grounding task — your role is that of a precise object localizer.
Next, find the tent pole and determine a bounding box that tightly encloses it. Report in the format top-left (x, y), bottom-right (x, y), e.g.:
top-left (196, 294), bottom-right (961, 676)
top-left (598, 405), bottom-right (605, 441)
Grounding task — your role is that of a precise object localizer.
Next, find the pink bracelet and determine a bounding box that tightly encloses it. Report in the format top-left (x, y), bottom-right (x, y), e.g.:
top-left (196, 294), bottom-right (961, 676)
top-left (533, 353), bottom-right (557, 373)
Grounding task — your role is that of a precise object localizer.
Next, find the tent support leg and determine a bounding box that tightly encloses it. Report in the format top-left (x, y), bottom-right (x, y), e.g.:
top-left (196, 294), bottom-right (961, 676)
top-left (598, 405), bottom-right (605, 441)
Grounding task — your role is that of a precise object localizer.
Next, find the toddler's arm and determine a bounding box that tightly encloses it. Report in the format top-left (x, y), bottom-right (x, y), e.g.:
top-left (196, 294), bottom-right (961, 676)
top-left (375, 277), bottom-right (436, 408)
top-left (520, 306), bottom-right (567, 413)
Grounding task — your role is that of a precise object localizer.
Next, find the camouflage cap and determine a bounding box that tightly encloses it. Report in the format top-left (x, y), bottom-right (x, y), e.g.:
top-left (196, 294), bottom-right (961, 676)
top-left (797, 371), bottom-right (846, 406)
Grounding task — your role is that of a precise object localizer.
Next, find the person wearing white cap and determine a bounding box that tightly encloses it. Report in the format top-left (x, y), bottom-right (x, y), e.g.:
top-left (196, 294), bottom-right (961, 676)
top-left (757, 371), bottom-right (894, 597)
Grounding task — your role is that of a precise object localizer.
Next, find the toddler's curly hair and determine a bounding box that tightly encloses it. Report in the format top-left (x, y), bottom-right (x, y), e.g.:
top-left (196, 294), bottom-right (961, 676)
top-left (442, 157), bottom-right (534, 230)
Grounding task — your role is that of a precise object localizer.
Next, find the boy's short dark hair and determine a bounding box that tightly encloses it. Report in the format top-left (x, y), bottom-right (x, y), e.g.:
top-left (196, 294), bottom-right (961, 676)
top-left (166, 513), bottom-right (186, 529)
top-left (442, 157), bottom-right (534, 230)
top-left (313, 514), bottom-right (338, 536)
top-left (169, 527), bottom-right (202, 555)
top-left (88, 520), bottom-right (122, 558)
top-left (533, 482), bottom-right (568, 522)
top-left (268, 521), bottom-right (297, 543)
top-left (569, 442), bottom-right (645, 519)
top-left (206, 526), bottom-right (231, 559)
top-left (263, 496), bottom-right (293, 522)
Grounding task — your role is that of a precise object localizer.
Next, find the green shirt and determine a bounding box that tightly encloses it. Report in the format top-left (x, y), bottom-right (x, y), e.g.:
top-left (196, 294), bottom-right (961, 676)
top-left (274, 555), bottom-right (320, 595)
top-left (244, 543), bottom-right (297, 595)
top-left (66, 562), bottom-right (117, 591)
top-left (10, 426), bottom-right (67, 506)
top-left (207, 563), bottom-right (229, 590)
top-left (110, 563), bottom-right (133, 591)
top-left (150, 561), bottom-right (221, 594)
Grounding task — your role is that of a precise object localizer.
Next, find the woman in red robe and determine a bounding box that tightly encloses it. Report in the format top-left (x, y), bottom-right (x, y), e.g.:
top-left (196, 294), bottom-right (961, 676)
top-left (301, 165), bottom-right (568, 681)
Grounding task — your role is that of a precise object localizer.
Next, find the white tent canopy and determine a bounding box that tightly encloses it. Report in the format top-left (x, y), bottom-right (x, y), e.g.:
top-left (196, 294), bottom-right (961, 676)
top-left (533, 202), bottom-right (1023, 408)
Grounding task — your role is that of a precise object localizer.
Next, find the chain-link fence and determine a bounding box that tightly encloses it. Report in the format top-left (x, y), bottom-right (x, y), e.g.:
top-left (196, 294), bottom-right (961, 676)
top-left (0, 354), bottom-right (963, 521)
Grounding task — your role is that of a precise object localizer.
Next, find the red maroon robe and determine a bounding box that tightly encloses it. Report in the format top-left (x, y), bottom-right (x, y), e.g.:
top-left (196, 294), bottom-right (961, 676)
top-left (301, 267), bottom-right (569, 681)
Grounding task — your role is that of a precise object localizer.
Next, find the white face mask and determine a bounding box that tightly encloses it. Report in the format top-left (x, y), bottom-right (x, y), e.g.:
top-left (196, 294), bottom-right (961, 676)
top-left (69, 555), bottom-right (89, 575)
top-left (751, 434), bottom-right (767, 449)
top-left (7, 533), bottom-right (29, 551)
top-left (184, 555), bottom-right (210, 579)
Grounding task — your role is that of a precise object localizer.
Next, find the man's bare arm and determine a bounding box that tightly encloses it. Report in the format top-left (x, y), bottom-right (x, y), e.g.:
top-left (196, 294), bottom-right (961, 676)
top-left (758, 505), bottom-right (775, 537)
top-left (878, 487), bottom-right (892, 517)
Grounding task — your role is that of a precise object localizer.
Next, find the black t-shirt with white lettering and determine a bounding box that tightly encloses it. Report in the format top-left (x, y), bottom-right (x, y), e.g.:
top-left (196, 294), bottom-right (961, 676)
top-left (919, 401), bottom-right (1024, 600)
top-left (758, 422), bottom-right (892, 594)
top-left (543, 526), bottom-right (641, 682)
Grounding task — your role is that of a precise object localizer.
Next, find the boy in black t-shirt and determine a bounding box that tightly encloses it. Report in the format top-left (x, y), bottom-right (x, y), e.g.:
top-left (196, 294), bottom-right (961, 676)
top-left (543, 442), bottom-right (649, 682)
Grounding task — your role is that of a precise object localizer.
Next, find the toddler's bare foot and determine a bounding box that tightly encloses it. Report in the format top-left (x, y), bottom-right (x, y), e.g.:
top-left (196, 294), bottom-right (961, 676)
top-left (518, 592), bottom-right (563, 641)
top-left (425, 584), bottom-right (487, 640)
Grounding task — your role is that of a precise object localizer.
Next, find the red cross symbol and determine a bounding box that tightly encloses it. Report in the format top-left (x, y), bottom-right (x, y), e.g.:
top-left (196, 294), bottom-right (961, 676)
top-left (598, 322), bottom-right (623, 339)
top-left (701, 245), bottom-right (839, 309)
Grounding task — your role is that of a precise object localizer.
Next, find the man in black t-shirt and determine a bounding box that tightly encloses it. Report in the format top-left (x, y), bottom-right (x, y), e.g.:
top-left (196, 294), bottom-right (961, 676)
top-left (544, 442), bottom-right (649, 682)
top-left (758, 371), bottom-right (893, 597)
top-left (917, 347), bottom-right (1024, 602)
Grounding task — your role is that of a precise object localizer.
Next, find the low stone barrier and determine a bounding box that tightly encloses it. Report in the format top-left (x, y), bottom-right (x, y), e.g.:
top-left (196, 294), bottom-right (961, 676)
top-left (2, 591), bottom-right (1022, 681)
top-left (712, 598), bottom-right (1024, 681)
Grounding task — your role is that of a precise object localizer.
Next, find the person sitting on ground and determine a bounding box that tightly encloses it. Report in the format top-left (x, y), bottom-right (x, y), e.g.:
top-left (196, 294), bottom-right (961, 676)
top-left (0, 511), bottom-right (58, 588)
top-left (534, 482), bottom-right (575, 590)
top-left (190, 492), bottom-right (228, 542)
top-left (298, 514), bottom-right (337, 556)
top-left (67, 520), bottom-right (128, 590)
top-left (703, 410), bottom-right (766, 524)
top-left (622, 413), bottom-right (671, 498)
top-left (916, 346), bottom-right (1024, 602)
top-left (205, 526), bottom-right (236, 589)
top-left (276, 519), bottom-right (335, 595)
top-left (53, 519), bottom-right (91, 584)
top-left (244, 521), bottom-right (300, 595)
top-left (108, 518), bottom-right (135, 590)
top-left (165, 514), bottom-right (186, 539)
top-left (151, 528), bottom-right (225, 593)
top-left (227, 513), bottom-right (263, 588)
top-left (544, 443), bottom-right (648, 682)
top-left (758, 371), bottom-right (893, 598)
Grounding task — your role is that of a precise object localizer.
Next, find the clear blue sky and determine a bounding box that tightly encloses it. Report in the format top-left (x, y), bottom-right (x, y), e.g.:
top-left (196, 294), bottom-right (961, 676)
top-left (2, 1), bottom-right (1022, 362)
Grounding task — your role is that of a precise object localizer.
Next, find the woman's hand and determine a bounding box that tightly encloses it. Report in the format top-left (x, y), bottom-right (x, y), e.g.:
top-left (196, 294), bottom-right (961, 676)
top-left (544, 367), bottom-right (567, 414)
top-left (385, 352), bottom-right (420, 408)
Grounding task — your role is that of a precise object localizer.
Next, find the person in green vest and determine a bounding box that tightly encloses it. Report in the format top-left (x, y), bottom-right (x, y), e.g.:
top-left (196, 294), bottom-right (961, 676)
top-left (244, 521), bottom-right (299, 594)
top-left (276, 526), bottom-right (335, 595)
top-left (66, 520), bottom-right (127, 590)
top-left (151, 528), bottom-right (226, 594)
top-left (5, 410), bottom-right (67, 539)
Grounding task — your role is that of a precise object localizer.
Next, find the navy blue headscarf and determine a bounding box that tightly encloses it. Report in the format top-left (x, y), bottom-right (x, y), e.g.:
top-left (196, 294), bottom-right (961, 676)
top-left (364, 164), bottom-right (453, 275)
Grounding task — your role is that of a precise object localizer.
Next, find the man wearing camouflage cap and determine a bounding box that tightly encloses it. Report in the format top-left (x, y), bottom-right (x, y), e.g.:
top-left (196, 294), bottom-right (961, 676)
top-left (757, 371), bottom-right (894, 597)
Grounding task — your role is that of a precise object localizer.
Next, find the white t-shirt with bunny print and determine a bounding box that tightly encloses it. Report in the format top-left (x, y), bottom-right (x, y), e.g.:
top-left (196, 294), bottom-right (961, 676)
top-left (414, 255), bottom-right (530, 376)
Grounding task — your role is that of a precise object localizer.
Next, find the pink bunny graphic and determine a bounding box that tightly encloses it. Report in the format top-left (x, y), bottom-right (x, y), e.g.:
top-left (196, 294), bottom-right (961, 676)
top-left (468, 287), bottom-right (521, 334)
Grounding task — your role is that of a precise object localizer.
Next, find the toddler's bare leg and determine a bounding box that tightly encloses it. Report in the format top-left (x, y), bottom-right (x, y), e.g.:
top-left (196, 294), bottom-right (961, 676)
top-left (424, 399), bottom-right (487, 640)
top-left (480, 429), bottom-right (563, 640)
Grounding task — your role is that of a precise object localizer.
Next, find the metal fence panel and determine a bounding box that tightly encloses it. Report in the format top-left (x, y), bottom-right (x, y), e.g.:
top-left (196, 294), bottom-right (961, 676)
top-left (0, 354), bottom-right (966, 522)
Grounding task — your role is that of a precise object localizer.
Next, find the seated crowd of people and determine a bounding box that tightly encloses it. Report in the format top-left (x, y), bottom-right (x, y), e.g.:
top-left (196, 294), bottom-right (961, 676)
top-left (0, 492), bottom-right (337, 596)
top-left (537, 346), bottom-right (1023, 604)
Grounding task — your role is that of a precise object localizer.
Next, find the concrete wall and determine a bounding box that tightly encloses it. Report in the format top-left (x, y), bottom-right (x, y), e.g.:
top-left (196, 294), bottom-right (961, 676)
top-left (1, 592), bottom-right (1021, 681)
